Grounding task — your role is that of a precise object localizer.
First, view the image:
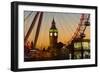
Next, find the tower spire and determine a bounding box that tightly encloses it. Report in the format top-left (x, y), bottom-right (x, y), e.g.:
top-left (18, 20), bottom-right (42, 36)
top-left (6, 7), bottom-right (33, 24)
top-left (52, 18), bottom-right (55, 24)
top-left (51, 18), bottom-right (56, 29)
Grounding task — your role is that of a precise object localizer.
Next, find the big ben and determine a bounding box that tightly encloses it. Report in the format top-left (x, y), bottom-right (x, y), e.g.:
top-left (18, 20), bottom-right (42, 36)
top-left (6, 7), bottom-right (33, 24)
top-left (49, 18), bottom-right (58, 48)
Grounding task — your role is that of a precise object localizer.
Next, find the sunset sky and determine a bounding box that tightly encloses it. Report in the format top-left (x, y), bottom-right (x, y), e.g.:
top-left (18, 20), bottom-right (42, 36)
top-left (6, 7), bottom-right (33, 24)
top-left (24, 11), bottom-right (90, 49)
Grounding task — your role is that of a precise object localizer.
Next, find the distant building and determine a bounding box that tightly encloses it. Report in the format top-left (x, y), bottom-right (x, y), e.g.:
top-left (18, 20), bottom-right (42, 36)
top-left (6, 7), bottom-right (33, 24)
top-left (49, 18), bottom-right (58, 48)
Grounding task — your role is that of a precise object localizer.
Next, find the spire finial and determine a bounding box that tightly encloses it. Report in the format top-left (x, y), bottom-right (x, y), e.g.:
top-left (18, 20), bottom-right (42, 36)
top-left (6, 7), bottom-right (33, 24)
top-left (52, 18), bottom-right (55, 25)
top-left (50, 18), bottom-right (57, 29)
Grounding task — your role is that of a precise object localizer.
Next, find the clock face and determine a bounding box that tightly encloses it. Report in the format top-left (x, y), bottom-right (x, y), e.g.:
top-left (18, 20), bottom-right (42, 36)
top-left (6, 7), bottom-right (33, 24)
top-left (50, 33), bottom-right (52, 36)
top-left (54, 32), bottom-right (57, 36)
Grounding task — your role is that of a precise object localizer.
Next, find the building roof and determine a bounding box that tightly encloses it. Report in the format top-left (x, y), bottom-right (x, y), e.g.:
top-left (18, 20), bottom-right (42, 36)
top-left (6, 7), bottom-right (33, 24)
top-left (50, 18), bottom-right (57, 29)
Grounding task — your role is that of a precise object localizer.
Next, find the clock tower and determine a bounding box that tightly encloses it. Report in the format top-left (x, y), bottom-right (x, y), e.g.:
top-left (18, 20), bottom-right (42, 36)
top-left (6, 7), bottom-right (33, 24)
top-left (49, 18), bottom-right (58, 48)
